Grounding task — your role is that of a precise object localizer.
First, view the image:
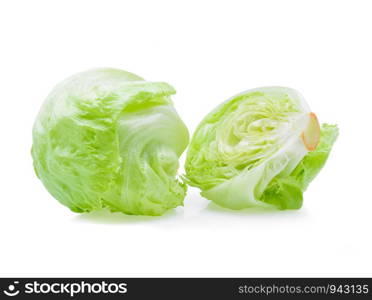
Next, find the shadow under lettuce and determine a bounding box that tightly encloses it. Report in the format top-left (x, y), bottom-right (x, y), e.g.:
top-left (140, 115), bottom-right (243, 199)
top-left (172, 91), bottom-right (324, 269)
top-left (205, 201), bottom-right (305, 217)
top-left (72, 207), bottom-right (181, 224)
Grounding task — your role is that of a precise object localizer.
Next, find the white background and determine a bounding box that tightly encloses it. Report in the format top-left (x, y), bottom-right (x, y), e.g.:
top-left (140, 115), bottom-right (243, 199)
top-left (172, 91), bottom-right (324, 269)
top-left (1, 0), bottom-right (371, 277)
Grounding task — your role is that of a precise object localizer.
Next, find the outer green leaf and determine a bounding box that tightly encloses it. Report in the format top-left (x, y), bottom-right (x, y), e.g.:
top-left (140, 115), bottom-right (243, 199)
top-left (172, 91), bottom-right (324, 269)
top-left (261, 124), bottom-right (339, 209)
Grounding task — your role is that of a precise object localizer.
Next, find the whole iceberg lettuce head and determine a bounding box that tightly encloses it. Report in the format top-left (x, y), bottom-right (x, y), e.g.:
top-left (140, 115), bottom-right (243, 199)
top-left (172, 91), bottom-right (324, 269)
top-left (32, 68), bottom-right (189, 216)
top-left (185, 87), bottom-right (338, 210)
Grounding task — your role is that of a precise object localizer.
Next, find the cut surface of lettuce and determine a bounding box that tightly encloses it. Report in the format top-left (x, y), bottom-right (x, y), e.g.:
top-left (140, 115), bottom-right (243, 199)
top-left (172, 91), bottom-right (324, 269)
top-left (32, 68), bottom-right (189, 216)
top-left (185, 87), bottom-right (338, 210)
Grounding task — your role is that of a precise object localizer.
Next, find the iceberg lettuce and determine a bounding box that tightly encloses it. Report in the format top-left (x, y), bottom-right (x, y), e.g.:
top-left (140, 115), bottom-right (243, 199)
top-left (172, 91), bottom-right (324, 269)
top-left (185, 87), bottom-right (338, 210)
top-left (32, 68), bottom-right (189, 216)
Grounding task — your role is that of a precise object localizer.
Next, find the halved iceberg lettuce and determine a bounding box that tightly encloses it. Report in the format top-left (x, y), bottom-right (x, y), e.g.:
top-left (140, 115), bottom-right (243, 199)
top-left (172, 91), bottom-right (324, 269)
top-left (185, 87), bottom-right (338, 210)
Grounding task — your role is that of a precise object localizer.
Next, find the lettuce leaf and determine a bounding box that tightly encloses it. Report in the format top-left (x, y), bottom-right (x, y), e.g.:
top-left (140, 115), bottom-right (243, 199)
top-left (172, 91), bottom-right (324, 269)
top-left (261, 124), bottom-right (339, 209)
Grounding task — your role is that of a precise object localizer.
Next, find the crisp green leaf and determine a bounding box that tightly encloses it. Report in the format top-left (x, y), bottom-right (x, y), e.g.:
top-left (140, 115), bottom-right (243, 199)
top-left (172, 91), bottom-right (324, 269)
top-left (261, 124), bottom-right (339, 209)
